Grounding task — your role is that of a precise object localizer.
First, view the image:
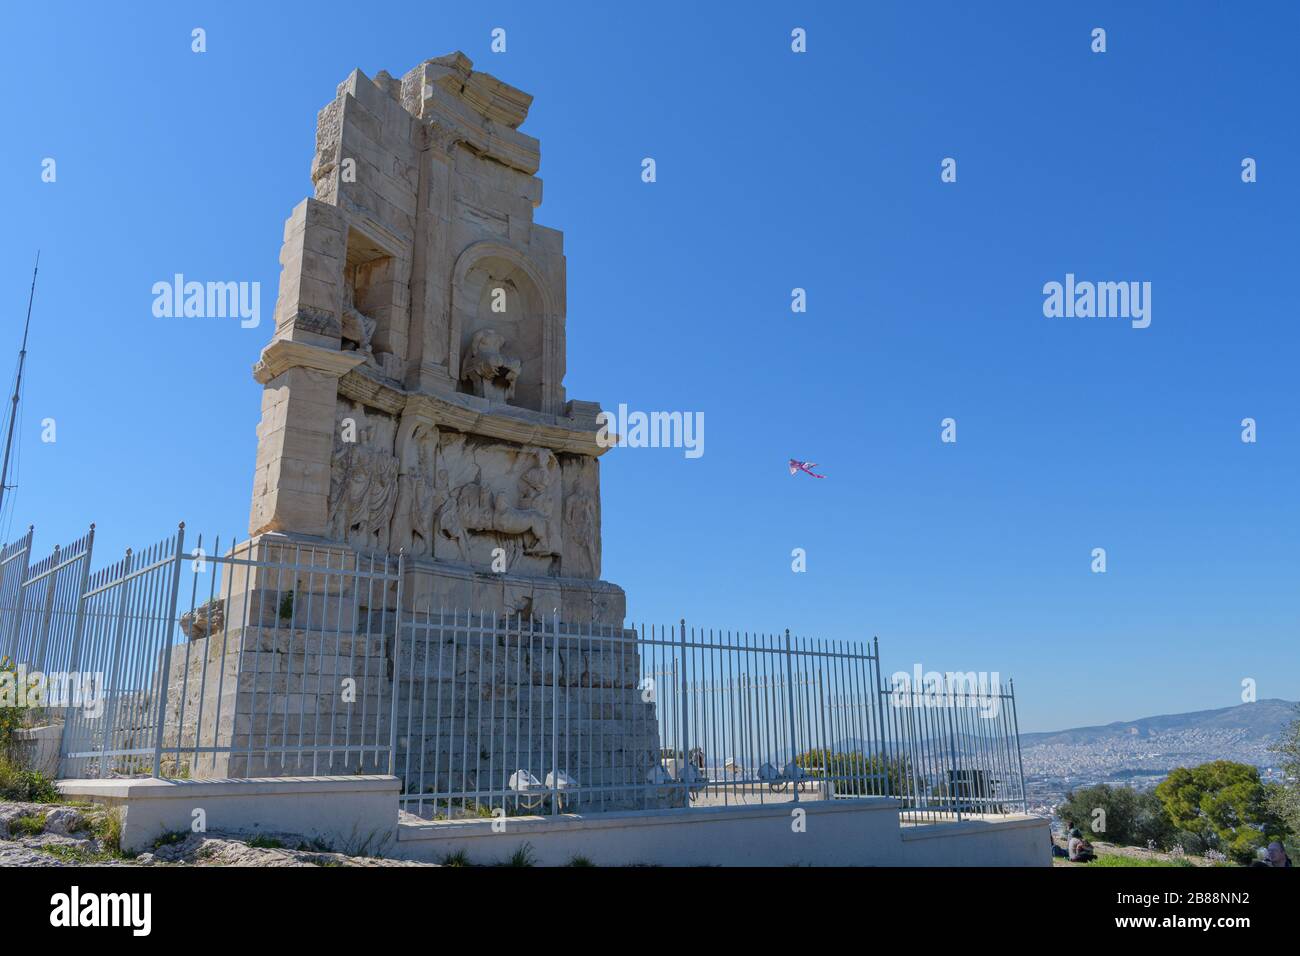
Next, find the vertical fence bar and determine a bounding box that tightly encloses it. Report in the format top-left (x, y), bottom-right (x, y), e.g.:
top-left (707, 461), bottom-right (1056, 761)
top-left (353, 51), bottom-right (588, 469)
top-left (550, 609), bottom-right (560, 816)
top-left (388, 551), bottom-right (405, 776)
top-left (677, 617), bottom-right (688, 801)
top-left (1009, 677), bottom-right (1027, 813)
top-left (56, 525), bottom-right (96, 771)
top-left (943, 675), bottom-right (962, 822)
top-left (151, 524), bottom-right (186, 777)
top-left (782, 628), bottom-right (799, 803)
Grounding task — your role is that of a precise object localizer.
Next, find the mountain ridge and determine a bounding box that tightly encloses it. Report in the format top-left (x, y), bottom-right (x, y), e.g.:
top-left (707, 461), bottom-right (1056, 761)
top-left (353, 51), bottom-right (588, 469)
top-left (1021, 698), bottom-right (1296, 749)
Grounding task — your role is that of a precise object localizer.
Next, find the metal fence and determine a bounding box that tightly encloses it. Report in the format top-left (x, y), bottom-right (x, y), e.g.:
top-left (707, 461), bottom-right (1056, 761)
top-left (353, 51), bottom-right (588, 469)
top-left (0, 525), bottom-right (400, 779)
top-left (0, 522), bottom-right (1027, 826)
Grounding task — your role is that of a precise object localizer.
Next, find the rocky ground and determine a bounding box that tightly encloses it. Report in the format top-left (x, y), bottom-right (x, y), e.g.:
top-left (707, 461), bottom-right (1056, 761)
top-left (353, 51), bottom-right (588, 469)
top-left (0, 800), bottom-right (433, 867)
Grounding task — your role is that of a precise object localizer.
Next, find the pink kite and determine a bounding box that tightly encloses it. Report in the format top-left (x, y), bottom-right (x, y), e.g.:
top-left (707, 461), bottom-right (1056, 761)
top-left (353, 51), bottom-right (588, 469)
top-left (788, 459), bottom-right (826, 479)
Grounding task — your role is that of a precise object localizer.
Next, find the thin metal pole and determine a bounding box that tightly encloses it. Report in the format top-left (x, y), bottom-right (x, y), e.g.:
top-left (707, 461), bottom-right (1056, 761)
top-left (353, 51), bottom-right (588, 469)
top-left (783, 628), bottom-right (799, 803)
top-left (0, 253), bottom-right (39, 519)
top-left (388, 550), bottom-right (405, 776)
top-left (1009, 677), bottom-right (1027, 814)
top-left (550, 610), bottom-right (560, 815)
top-left (678, 617), bottom-right (689, 797)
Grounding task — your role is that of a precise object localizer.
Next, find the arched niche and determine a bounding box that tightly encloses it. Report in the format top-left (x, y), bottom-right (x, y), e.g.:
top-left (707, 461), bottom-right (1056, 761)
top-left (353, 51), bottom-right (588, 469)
top-left (449, 240), bottom-right (562, 414)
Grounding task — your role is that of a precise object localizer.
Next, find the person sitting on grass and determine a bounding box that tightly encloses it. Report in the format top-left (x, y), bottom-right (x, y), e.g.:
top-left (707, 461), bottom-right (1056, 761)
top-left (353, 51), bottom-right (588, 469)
top-left (1067, 827), bottom-right (1096, 863)
top-left (1265, 842), bottom-right (1292, 868)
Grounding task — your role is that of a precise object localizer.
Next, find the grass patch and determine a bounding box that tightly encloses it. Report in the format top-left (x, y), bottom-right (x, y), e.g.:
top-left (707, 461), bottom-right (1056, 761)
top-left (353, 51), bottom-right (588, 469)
top-left (39, 843), bottom-right (115, 864)
top-left (152, 830), bottom-right (187, 850)
top-left (440, 848), bottom-right (471, 867)
top-left (247, 835), bottom-right (285, 849)
top-left (502, 843), bottom-right (536, 867)
top-left (8, 814), bottom-right (46, 837)
top-left (565, 855), bottom-right (595, 867)
top-left (1091, 853), bottom-right (1196, 868)
top-left (0, 754), bottom-right (60, 803)
top-left (92, 809), bottom-right (124, 856)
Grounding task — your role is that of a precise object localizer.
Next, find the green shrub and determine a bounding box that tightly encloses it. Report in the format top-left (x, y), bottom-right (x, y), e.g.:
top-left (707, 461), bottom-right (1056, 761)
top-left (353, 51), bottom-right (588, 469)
top-left (0, 657), bottom-right (21, 747)
top-left (1156, 761), bottom-right (1288, 864)
top-left (247, 835), bottom-right (284, 849)
top-left (0, 754), bottom-right (60, 803)
top-left (794, 749), bottom-right (912, 797)
top-left (1056, 784), bottom-right (1175, 849)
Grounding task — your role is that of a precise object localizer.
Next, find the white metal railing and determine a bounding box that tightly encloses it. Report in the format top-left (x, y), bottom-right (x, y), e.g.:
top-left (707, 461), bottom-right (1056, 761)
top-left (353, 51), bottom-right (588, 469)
top-left (0, 522), bottom-right (1027, 825)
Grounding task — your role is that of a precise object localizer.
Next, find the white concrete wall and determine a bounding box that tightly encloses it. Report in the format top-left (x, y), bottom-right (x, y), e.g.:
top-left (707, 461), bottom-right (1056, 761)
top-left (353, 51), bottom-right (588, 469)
top-left (13, 724), bottom-right (62, 777)
top-left (900, 815), bottom-right (1052, 866)
top-left (54, 774), bottom-right (1050, 865)
top-left (396, 799), bottom-right (1051, 866)
top-left (398, 798), bottom-right (906, 866)
top-left (57, 775), bottom-right (399, 854)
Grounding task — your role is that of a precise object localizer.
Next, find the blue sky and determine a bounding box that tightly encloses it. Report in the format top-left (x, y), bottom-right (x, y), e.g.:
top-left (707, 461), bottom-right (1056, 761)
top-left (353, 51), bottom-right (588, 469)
top-left (2, 1), bottom-right (1296, 732)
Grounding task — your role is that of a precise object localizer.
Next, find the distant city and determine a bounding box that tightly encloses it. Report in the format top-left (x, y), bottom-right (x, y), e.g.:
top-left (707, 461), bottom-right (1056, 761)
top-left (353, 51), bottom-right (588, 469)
top-left (1019, 698), bottom-right (1295, 816)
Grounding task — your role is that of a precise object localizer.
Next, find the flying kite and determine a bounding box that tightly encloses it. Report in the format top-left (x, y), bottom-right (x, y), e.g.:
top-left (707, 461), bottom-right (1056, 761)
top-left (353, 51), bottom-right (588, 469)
top-left (788, 459), bottom-right (825, 479)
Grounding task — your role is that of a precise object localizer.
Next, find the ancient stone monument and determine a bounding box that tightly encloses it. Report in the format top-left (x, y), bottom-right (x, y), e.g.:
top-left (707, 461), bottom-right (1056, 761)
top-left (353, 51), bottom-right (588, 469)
top-left (161, 55), bottom-right (660, 800)
top-left (248, 51), bottom-right (621, 623)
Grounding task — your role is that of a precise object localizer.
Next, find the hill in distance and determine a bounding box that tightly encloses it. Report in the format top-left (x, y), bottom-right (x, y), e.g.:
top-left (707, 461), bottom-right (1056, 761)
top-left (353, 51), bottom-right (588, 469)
top-left (1021, 698), bottom-right (1296, 749)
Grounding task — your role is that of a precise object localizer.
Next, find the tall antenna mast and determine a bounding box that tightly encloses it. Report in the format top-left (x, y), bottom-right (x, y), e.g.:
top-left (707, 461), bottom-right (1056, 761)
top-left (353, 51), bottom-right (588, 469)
top-left (0, 252), bottom-right (39, 518)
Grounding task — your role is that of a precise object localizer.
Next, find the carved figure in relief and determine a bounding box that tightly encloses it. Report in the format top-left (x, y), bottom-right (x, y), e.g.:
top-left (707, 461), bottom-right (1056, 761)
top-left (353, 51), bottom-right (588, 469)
top-left (327, 440), bottom-right (355, 541)
top-left (459, 328), bottom-right (520, 402)
top-left (564, 492), bottom-right (597, 577)
top-left (364, 451), bottom-right (399, 551)
top-left (325, 424), bottom-right (399, 551)
top-left (434, 469), bottom-right (471, 563)
top-left (391, 427), bottom-right (437, 557)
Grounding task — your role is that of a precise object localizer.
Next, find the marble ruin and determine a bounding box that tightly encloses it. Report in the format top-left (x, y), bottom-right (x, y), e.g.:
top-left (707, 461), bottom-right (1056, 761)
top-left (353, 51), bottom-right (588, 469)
top-left (161, 54), bottom-right (659, 796)
top-left (248, 51), bottom-right (621, 623)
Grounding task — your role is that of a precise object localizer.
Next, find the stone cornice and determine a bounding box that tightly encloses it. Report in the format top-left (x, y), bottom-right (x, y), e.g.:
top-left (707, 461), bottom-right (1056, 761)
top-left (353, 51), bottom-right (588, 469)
top-left (253, 340), bottom-right (367, 385)
top-left (336, 366), bottom-right (609, 457)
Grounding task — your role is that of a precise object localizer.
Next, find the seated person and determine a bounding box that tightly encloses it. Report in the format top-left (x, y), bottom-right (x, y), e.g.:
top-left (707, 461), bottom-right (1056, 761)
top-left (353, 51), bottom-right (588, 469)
top-left (1067, 827), bottom-right (1096, 863)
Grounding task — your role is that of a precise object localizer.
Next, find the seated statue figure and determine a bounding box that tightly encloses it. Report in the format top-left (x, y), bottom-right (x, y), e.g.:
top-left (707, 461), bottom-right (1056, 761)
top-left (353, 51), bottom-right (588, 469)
top-left (460, 328), bottom-right (521, 402)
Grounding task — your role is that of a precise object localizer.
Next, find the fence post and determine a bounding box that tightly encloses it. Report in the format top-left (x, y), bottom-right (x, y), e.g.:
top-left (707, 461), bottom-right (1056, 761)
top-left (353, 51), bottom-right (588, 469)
top-left (1008, 677), bottom-right (1027, 814)
top-left (64, 526), bottom-right (95, 675)
top-left (678, 617), bottom-right (689, 797)
top-left (550, 609), bottom-right (560, 816)
top-left (387, 550), bottom-right (405, 776)
top-left (871, 635), bottom-right (889, 799)
top-left (943, 674), bottom-right (962, 822)
top-left (33, 543), bottom-right (60, 670)
top-left (151, 523), bottom-right (186, 778)
top-left (783, 628), bottom-right (799, 803)
top-left (0, 526), bottom-right (34, 664)
top-left (56, 525), bottom-right (96, 775)
top-left (100, 547), bottom-right (135, 775)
